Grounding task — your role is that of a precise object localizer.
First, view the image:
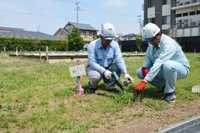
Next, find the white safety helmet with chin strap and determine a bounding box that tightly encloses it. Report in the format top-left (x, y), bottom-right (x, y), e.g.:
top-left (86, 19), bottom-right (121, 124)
top-left (143, 23), bottom-right (161, 41)
top-left (100, 23), bottom-right (116, 40)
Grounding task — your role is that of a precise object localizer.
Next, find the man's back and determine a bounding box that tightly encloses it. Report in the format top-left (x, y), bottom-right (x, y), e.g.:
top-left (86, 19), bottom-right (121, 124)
top-left (146, 34), bottom-right (190, 68)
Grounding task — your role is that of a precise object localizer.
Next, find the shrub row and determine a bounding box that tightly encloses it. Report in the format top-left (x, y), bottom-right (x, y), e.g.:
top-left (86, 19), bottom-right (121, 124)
top-left (0, 37), bottom-right (67, 51)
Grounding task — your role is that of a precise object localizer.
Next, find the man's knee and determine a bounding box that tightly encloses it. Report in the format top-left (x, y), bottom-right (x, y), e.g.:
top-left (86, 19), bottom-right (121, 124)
top-left (87, 70), bottom-right (101, 81)
top-left (162, 61), bottom-right (175, 72)
top-left (162, 61), bottom-right (188, 80)
top-left (87, 70), bottom-right (102, 89)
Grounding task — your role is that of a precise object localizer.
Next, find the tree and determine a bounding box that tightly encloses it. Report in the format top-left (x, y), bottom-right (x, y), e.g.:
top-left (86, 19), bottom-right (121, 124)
top-left (136, 35), bottom-right (142, 52)
top-left (68, 28), bottom-right (84, 51)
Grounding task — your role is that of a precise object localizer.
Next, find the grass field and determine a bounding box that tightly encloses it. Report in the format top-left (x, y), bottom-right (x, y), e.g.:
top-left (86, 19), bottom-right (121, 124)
top-left (0, 54), bottom-right (200, 133)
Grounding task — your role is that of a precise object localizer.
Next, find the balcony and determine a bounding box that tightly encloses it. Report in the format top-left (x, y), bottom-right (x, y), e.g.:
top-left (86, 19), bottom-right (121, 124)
top-left (171, 1), bottom-right (200, 10)
top-left (175, 27), bottom-right (200, 37)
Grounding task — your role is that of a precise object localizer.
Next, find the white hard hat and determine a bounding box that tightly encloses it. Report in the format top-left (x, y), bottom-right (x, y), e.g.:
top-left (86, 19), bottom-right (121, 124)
top-left (100, 23), bottom-right (116, 40)
top-left (143, 23), bottom-right (160, 39)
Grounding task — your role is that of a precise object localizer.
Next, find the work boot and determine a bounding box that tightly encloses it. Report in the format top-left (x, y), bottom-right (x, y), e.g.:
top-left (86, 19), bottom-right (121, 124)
top-left (88, 82), bottom-right (96, 94)
top-left (162, 92), bottom-right (176, 103)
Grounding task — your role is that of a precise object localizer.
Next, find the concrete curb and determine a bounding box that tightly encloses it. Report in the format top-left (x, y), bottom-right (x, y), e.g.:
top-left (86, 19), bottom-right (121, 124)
top-left (159, 116), bottom-right (200, 133)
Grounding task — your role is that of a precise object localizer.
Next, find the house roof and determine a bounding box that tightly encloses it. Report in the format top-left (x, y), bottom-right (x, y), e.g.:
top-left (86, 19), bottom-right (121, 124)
top-left (66, 22), bottom-right (97, 31)
top-left (122, 33), bottom-right (136, 38)
top-left (0, 26), bottom-right (58, 40)
top-left (54, 28), bottom-right (68, 36)
top-left (119, 33), bottom-right (137, 41)
top-left (0, 26), bottom-right (24, 31)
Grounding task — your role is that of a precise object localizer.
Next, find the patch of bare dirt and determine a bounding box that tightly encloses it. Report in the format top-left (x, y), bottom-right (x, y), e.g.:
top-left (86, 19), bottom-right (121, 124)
top-left (88, 99), bottom-right (200, 133)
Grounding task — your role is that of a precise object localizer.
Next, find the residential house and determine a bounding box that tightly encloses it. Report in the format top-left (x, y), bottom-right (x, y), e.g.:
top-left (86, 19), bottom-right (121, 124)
top-left (54, 22), bottom-right (97, 43)
top-left (118, 33), bottom-right (147, 52)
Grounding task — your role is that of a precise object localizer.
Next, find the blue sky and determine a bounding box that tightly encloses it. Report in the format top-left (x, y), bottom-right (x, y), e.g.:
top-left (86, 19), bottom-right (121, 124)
top-left (0, 0), bottom-right (143, 35)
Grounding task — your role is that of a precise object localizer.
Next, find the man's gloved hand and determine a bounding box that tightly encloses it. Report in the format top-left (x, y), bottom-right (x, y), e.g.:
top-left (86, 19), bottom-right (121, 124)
top-left (103, 70), bottom-right (112, 79)
top-left (125, 74), bottom-right (133, 82)
top-left (135, 80), bottom-right (148, 91)
top-left (141, 67), bottom-right (148, 77)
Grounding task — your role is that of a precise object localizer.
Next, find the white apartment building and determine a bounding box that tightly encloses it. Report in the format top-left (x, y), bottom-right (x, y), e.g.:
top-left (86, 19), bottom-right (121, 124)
top-left (144, 0), bottom-right (200, 51)
top-left (172, 0), bottom-right (200, 37)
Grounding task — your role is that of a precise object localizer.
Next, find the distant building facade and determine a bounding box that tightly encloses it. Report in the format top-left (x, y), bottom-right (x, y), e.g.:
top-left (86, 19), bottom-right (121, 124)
top-left (54, 22), bottom-right (97, 43)
top-left (144, 0), bottom-right (200, 52)
top-left (144, 0), bottom-right (174, 35)
top-left (118, 33), bottom-right (147, 52)
top-left (118, 33), bottom-right (136, 52)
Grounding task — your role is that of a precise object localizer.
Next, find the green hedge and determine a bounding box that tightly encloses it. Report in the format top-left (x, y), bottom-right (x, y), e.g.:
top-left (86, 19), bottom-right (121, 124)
top-left (0, 37), bottom-right (67, 51)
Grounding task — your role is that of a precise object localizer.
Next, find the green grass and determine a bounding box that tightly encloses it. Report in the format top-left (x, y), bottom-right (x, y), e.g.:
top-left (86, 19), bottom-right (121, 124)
top-left (0, 53), bottom-right (200, 132)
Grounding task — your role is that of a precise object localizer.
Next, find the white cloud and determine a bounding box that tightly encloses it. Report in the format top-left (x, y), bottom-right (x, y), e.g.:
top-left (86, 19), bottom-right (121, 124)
top-left (105, 0), bottom-right (129, 8)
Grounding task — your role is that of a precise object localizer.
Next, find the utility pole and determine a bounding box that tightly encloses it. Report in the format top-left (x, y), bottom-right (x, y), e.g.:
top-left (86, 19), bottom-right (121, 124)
top-left (137, 15), bottom-right (142, 35)
top-left (75, 0), bottom-right (80, 26)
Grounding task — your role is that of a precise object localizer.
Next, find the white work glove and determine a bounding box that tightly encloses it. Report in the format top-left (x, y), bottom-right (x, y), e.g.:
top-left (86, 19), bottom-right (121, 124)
top-left (104, 70), bottom-right (112, 79)
top-left (125, 74), bottom-right (133, 82)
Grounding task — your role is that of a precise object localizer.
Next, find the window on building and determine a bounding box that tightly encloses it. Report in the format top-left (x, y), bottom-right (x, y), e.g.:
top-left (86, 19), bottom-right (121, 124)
top-left (177, 20), bottom-right (183, 28)
top-left (148, 18), bottom-right (155, 23)
top-left (183, 19), bottom-right (189, 28)
top-left (177, 0), bottom-right (193, 5)
top-left (176, 0), bottom-right (183, 6)
top-left (86, 31), bottom-right (90, 36)
top-left (191, 21), bottom-right (197, 27)
top-left (162, 16), bottom-right (170, 25)
top-left (183, 13), bottom-right (188, 17)
top-left (89, 32), bottom-right (93, 36)
top-left (162, 0), bottom-right (167, 5)
top-left (191, 0), bottom-right (197, 3)
top-left (190, 11), bottom-right (196, 16)
top-left (197, 10), bottom-right (200, 14)
top-left (185, 1), bottom-right (190, 4)
top-left (148, 0), bottom-right (153, 8)
top-left (176, 14), bottom-right (182, 17)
